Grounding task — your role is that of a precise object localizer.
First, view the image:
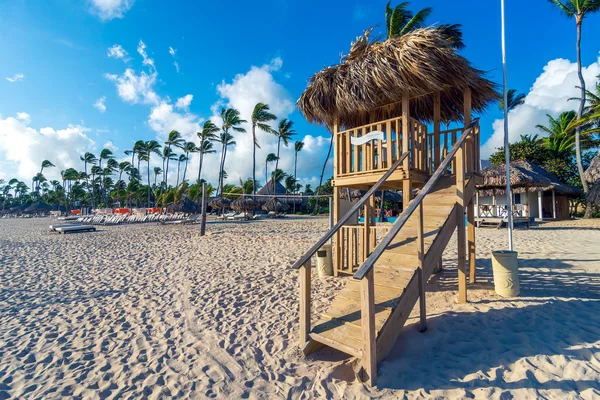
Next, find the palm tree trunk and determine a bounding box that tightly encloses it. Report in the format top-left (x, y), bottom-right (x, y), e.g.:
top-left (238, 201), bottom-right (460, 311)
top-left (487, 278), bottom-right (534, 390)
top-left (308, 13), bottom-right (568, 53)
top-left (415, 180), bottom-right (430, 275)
top-left (165, 144), bottom-right (172, 187)
top-left (312, 134), bottom-right (334, 215)
top-left (183, 156), bottom-right (189, 182)
top-left (147, 160), bottom-right (151, 207)
top-left (197, 151), bottom-right (205, 183)
top-left (575, 19), bottom-right (592, 218)
top-left (176, 161), bottom-right (181, 187)
top-left (275, 137), bottom-right (281, 173)
top-left (252, 126), bottom-right (257, 196)
top-left (265, 162), bottom-right (269, 196)
top-left (218, 142), bottom-right (226, 197)
top-left (130, 151), bottom-right (135, 181)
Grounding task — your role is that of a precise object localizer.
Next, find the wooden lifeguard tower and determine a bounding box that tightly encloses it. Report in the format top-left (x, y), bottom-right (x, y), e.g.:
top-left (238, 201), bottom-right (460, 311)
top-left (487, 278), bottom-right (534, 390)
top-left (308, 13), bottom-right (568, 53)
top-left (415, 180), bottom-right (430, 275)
top-left (292, 29), bottom-right (496, 386)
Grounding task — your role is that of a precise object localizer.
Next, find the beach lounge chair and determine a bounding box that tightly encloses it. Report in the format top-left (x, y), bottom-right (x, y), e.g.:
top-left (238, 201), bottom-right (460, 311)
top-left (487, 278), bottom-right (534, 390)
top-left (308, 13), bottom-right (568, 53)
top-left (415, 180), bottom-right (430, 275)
top-left (49, 223), bottom-right (80, 231)
top-left (159, 214), bottom-right (199, 225)
top-left (54, 225), bottom-right (96, 234)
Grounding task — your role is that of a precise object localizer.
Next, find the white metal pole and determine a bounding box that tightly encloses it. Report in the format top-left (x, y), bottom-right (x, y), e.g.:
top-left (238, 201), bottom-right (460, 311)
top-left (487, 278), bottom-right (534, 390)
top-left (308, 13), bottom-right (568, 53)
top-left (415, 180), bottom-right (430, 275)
top-left (501, 0), bottom-right (514, 251)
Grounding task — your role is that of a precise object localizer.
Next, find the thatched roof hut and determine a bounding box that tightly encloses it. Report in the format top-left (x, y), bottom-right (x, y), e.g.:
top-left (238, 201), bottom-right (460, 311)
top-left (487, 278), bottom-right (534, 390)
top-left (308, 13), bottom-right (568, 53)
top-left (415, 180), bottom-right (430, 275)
top-left (24, 201), bottom-right (54, 213)
top-left (231, 197), bottom-right (260, 212)
top-left (584, 152), bottom-right (600, 184)
top-left (477, 160), bottom-right (581, 197)
top-left (209, 197), bottom-right (231, 209)
top-left (167, 197), bottom-right (200, 214)
top-left (9, 203), bottom-right (29, 213)
top-left (588, 180), bottom-right (600, 206)
top-left (257, 179), bottom-right (287, 196)
top-left (297, 28), bottom-right (497, 130)
top-left (262, 198), bottom-right (290, 212)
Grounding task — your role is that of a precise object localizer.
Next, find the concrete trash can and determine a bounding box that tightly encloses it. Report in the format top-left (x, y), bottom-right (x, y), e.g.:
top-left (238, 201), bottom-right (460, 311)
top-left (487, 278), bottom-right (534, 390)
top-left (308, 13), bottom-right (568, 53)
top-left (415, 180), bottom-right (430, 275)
top-left (316, 244), bottom-right (333, 278)
top-left (491, 250), bottom-right (520, 297)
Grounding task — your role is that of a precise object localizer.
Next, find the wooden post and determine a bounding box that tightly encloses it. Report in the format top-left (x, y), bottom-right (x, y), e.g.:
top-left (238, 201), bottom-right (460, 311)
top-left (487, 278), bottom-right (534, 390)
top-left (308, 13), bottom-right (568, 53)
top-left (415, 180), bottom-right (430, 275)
top-left (433, 92), bottom-right (441, 169)
top-left (463, 88), bottom-right (472, 173)
top-left (538, 191), bottom-right (543, 219)
top-left (299, 261), bottom-right (311, 346)
top-left (475, 191), bottom-right (480, 218)
top-left (402, 93), bottom-right (411, 209)
top-left (456, 143), bottom-right (467, 304)
top-left (552, 189), bottom-right (557, 219)
top-left (200, 182), bottom-right (207, 236)
top-left (361, 269), bottom-right (377, 386)
top-left (363, 195), bottom-right (370, 262)
top-left (333, 186), bottom-right (341, 276)
top-left (467, 200), bottom-right (476, 284)
top-left (417, 203), bottom-right (426, 332)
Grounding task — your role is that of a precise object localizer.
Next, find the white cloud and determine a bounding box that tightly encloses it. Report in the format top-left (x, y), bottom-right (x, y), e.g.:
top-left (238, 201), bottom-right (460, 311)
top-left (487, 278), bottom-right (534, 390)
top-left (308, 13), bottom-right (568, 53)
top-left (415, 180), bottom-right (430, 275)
top-left (103, 141), bottom-right (117, 152)
top-left (105, 69), bottom-right (158, 105)
top-left (6, 73), bottom-right (24, 83)
top-left (89, 0), bottom-right (134, 21)
top-left (169, 46), bottom-right (176, 56)
top-left (168, 46), bottom-right (180, 73)
top-left (137, 40), bottom-right (155, 70)
top-left (0, 113), bottom-right (95, 181)
top-left (16, 112), bottom-right (31, 124)
top-left (482, 56), bottom-right (600, 157)
top-left (173, 61), bottom-right (180, 74)
top-left (175, 94), bottom-right (193, 109)
top-left (107, 44), bottom-right (128, 60)
top-left (93, 96), bottom-right (107, 112)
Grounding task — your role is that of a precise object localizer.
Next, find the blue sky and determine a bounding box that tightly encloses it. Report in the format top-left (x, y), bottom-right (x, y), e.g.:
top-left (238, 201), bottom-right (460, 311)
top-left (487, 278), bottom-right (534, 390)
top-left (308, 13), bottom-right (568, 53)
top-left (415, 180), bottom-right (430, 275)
top-left (1, 0), bottom-right (600, 186)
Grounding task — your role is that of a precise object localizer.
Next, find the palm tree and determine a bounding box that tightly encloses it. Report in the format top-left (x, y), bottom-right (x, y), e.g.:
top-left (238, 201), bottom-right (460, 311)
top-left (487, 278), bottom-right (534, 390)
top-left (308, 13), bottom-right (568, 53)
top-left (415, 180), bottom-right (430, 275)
top-left (153, 167), bottom-right (162, 186)
top-left (218, 108), bottom-right (246, 196)
top-left (176, 154), bottom-right (188, 187)
top-left (385, 1), bottom-right (464, 48)
top-left (313, 135), bottom-right (334, 214)
top-left (285, 176), bottom-right (297, 195)
top-left (304, 184), bottom-right (313, 194)
top-left (141, 140), bottom-right (162, 206)
top-left (182, 141), bottom-right (198, 183)
top-left (273, 118), bottom-right (295, 173)
top-left (161, 146), bottom-right (177, 187)
top-left (537, 111), bottom-right (600, 158)
top-left (548, 0), bottom-right (600, 215)
top-left (124, 140), bottom-right (145, 181)
top-left (164, 130), bottom-right (185, 187)
top-left (196, 120), bottom-right (220, 182)
top-left (81, 152), bottom-right (97, 206)
top-left (293, 140), bottom-right (304, 194)
top-left (499, 89), bottom-right (526, 111)
top-left (251, 103), bottom-right (277, 195)
top-left (265, 153), bottom-right (278, 195)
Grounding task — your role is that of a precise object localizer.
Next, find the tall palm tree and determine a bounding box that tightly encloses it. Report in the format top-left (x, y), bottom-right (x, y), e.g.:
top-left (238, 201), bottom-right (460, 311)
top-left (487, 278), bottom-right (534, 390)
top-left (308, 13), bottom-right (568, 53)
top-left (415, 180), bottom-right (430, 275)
top-left (153, 167), bottom-right (162, 186)
top-left (265, 153), bottom-right (278, 195)
top-left (313, 135), bottom-right (334, 215)
top-left (548, 0), bottom-right (600, 215)
top-left (141, 140), bottom-right (162, 206)
top-left (182, 141), bottom-right (198, 183)
top-left (81, 152), bottom-right (97, 206)
top-left (176, 154), bottom-right (188, 187)
top-left (161, 146), bottom-right (177, 187)
top-left (273, 118), bottom-right (295, 173)
top-left (196, 120), bottom-right (220, 183)
top-left (124, 140), bottom-right (145, 181)
top-left (385, 1), bottom-right (464, 48)
top-left (164, 130), bottom-right (185, 187)
top-left (218, 108), bottom-right (246, 195)
top-left (293, 140), bottom-right (304, 194)
top-left (34, 160), bottom-right (55, 192)
top-left (499, 89), bottom-right (526, 111)
top-left (251, 103), bottom-right (277, 195)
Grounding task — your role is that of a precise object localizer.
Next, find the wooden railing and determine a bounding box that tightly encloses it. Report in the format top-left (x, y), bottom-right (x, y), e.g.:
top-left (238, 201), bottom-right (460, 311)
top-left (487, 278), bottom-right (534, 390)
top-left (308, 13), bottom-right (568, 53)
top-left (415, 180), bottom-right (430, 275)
top-left (335, 116), bottom-right (429, 178)
top-left (337, 225), bottom-right (392, 274)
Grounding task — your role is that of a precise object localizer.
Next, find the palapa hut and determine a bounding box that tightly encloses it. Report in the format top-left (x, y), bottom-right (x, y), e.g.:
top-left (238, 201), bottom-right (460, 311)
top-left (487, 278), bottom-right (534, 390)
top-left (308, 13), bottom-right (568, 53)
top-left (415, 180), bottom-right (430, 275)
top-left (257, 179), bottom-right (287, 197)
top-left (231, 197), bottom-right (260, 213)
top-left (585, 153), bottom-right (600, 208)
top-left (208, 197), bottom-right (231, 214)
top-left (166, 197), bottom-right (200, 214)
top-left (476, 160), bottom-right (580, 221)
top-left (261, 198), bottom-right (290, 212)
top-left (24, 201), bottom-right (54, 213)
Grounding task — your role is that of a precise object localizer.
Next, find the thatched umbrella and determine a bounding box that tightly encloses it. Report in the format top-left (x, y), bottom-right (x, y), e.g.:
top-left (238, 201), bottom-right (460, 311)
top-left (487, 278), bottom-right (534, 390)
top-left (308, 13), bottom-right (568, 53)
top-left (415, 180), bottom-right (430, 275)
top-left (167, 197), bottom-right (200, 214)
top-left (209, 197), bottom-right (231, 212)
top-left (24, 201), bottom-right (54, 213)
top-left (477, 160), bottom-right (580, 197)
top-left (231, 197), bottom-right (260, 213)
top-left (297, 28), bottom-right (497, 130)
top-left (262, 198), bottom-right (290, 212)
top-left (584, 152), bottom-right (600, 184)
top-left (9, 203), bottom-right (29, 213)
top-left (588, 180), bottom-right (600, 206)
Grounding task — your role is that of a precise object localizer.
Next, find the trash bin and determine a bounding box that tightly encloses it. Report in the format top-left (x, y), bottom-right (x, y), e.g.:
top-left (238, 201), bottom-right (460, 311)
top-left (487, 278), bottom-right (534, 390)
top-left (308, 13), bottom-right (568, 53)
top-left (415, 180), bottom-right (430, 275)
top-left (491, 250), bottom-right (519, 297)
top-left (316, 244), bottom-right (333, 278)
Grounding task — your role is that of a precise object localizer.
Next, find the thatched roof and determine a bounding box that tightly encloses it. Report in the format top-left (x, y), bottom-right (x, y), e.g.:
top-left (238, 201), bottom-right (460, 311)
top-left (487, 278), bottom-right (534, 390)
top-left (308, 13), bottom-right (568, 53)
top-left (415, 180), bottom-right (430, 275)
top-left (588, 180), bottom-right (600, 206)
top-left (584, 152), bottom-right (600, 184)
top-left (257, 179), bottom-right (287, 196)
top-left (262, 198), bottom-right (290, 212)
top-left (477, 160), bottom-right (581, 197)
top-left (208, 197), bottom-right (231, 209)
top-left (167, 197), bottom-right (200, 213)
top-left (231, 197), bottom-right (260, 212)
top-left (298, 28), bottom-right (497, 130)
top-left (9, 203), bottom-right (29, 212)
top-left (24, 201), bottom-right (54, 213)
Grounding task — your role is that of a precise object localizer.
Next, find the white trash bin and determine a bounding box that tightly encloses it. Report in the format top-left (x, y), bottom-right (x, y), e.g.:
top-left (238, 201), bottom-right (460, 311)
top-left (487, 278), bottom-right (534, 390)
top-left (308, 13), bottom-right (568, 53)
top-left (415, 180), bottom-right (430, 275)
top-left (491, 250), bottom-right (520, 297)
top-left (316, 244), bottom-right (333, 278)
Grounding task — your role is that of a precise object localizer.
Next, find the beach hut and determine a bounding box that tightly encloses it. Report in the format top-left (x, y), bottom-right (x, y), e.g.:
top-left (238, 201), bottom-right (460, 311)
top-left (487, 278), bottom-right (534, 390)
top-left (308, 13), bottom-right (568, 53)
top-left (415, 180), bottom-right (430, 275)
top-left (294, 27), bottom-right (496, 385)
top-left (584, 152), bottom-right (600, 184)
top-left (9, 203), bottom-right (29, 213)
top-left (257, 179), bottom-right (287, 197)
top-left (475, 160), bottom-right (580, 223)
top-left (167, 197), bottom-right (200, 214)
top-left (261, 198), bottom-right (290, 212)
top-left (24, 201), bottom-right (54, 213)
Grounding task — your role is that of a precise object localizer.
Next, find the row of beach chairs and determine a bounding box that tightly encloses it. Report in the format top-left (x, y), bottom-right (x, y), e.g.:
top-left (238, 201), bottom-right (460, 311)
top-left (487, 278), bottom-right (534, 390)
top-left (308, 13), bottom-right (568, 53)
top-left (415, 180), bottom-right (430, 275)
top-left (76, 213), bottom-right (196, 226)
top-left (219, 212), bottom-right (261, 221)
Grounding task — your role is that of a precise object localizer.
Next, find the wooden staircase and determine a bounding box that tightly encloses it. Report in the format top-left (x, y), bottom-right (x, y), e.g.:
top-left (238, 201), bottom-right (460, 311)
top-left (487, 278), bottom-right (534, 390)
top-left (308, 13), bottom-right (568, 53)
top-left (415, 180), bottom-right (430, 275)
top-left (307, 176), bottom-right (474, 363)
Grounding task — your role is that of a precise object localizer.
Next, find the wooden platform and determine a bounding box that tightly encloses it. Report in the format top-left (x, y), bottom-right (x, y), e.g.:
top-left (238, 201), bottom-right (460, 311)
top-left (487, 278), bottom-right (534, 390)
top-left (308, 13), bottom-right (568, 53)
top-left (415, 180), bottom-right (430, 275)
top-left (306, 176), bottom-right (473, 362)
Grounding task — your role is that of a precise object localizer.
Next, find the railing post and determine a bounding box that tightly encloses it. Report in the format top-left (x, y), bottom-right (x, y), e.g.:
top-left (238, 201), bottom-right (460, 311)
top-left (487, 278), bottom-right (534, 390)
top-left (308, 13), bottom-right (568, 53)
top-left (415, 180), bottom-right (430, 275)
top-left (417, 203), bottom-right (426, 332)
top-left (433, 92), bottom-right (441, 169)
top-left (361, 268), bottom-right (377, 386)
top-left (299, 261), bottom-right (311, 346)
top-left (402, 92), bottom-right (411, 209)
top-left (456, 143), bottom-right (467, 304)
top-left (464, 88), bottom-right (473, 174)
top-left (333, 186), bottom-right (341, 276)
top-left (467, 199), bottom-right (476, 283)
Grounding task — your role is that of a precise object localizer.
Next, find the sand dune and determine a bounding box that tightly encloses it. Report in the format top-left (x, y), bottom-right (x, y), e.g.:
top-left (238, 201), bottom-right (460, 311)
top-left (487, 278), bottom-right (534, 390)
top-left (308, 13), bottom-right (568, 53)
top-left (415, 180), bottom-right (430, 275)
top-left (1, 217), bottom-right (599, 398)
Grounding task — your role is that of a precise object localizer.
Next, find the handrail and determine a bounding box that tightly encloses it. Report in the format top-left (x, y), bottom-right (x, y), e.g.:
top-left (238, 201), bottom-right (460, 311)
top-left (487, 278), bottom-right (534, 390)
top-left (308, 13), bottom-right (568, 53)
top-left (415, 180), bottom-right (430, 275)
top-left (353, 118), bottom-right (480, 280)
top-left (292, 151), bottom-right (410, 270)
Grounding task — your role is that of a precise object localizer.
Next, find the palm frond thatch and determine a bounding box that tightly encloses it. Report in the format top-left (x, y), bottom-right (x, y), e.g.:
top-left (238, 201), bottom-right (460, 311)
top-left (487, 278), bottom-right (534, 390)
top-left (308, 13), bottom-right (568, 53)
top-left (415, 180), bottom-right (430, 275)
top-left (24, 201), bottom-right (54, 213)
top-left (587, 180), bottom-right (600, 206)
top-left (584, 152), bottom-right (600, 184)
top-left (297, 28), bottom-right (497, 130)
top-left (231, 197), bottom-right (260, 212)
top-left (208, 197), bottom-right (231, 209)
top-left (261, 198), bottom-right (290, 212)
top-left (166, 197), bottom-right (200, 214)
top-left (476, 160), bottom-right (581, 197)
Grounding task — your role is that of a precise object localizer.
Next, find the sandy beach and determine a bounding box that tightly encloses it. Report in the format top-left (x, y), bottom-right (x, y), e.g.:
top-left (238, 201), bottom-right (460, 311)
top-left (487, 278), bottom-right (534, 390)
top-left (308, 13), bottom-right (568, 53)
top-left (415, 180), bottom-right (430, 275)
top-left (1, 217), bottom-right (600, 399)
